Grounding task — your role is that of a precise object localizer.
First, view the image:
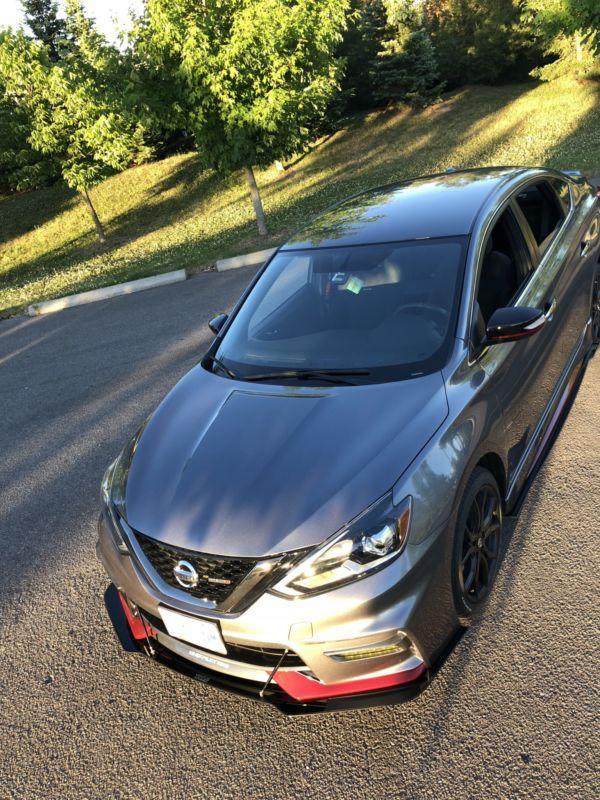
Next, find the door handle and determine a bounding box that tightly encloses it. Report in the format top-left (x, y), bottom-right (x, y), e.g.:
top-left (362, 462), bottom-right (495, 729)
top-left (544, 298), bottom-right (557, 321)
top-left (581, 240), bottom-right (591, 257)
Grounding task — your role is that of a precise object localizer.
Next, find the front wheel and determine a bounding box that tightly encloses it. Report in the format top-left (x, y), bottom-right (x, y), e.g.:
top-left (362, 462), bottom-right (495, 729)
top-left (451, 467), bottom-right (503, 624)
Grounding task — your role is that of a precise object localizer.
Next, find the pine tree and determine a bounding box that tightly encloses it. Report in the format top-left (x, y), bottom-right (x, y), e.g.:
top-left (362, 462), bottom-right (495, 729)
top-left (338, 0), bottom-right (389, 112)
top-left (372, 27), bottom-right (443, 107)
top-left (21, 0), bottom-right (66, 61)
top-left (370, 2), bottom-right (443, 107)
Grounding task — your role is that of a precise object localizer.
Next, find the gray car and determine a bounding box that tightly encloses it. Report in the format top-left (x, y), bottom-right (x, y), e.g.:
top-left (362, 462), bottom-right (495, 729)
top-left (97, 167), bottom-right (600, 711)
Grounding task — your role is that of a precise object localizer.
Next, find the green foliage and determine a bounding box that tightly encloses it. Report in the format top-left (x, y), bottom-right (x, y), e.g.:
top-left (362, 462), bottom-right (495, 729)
top-left (337, 0), bottom-right (389, 111)
top-left (21, 0), bottom-right (67, 61)
top-left (371, 22), bottom-right (443, 107)
top-left (0, 32), bottom-right (59, 192)
top-left (140, 0), bottom-right (349, 173)
top-left (523, 0), bottom-right (600, 80)
top-left (425, 0), bottom-right (539, 87)
top-left (0, 93), bottom-right (59, 192)
top-left (0, 4), bottom-right (149, 196)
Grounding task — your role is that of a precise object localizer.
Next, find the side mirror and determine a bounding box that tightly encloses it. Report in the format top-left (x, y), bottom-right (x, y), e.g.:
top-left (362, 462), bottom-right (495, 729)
top-left (486, 306), bottom-right (546, 345)
top-left (208, 313), bottom-right (228, 336)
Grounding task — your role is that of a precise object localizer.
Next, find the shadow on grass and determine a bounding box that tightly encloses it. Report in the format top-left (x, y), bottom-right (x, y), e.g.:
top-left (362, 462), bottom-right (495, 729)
top-left (3, 81), bottom-right (599, 315)
top-left (0, 183), bottom-right (77, 246)
top-left (544, 79), bottom-right (600, 170)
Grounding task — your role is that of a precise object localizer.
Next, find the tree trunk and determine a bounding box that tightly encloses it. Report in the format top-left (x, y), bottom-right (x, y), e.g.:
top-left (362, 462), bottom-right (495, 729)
top-left (244, 165), bottom-right (268, 236)
top-left (81, 187), bottom-right (106, 243)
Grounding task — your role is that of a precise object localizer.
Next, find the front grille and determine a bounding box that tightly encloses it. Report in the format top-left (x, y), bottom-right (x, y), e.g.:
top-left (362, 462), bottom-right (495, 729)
top-left (134, 531), bottom-right (257, 605)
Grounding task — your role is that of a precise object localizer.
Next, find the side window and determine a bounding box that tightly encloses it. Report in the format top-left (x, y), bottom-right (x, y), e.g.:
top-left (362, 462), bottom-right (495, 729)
top-left (476, 209), bottom-right (528, 325)
top-left (549, 178), bottom-right (571, 214)
top-left (514, 180), bottom-right (566, 255)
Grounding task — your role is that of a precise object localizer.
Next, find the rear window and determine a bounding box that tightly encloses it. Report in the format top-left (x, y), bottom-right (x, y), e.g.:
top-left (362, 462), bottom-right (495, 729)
top-left (515, 181), bottom-right (566, 254)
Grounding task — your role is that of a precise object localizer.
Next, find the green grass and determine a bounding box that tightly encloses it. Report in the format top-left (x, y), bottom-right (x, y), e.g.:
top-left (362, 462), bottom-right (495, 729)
top-left (1, 78), bottom-right (599, 315)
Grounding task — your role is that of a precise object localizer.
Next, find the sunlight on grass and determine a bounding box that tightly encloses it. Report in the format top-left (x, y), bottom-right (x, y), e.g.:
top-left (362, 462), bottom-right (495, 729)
top-left (1, 78), bottom-right (599, 315)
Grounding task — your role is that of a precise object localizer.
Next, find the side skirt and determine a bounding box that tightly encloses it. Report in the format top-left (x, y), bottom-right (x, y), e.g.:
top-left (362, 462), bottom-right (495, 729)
top-left (506, 350), bottom-right (589, 518)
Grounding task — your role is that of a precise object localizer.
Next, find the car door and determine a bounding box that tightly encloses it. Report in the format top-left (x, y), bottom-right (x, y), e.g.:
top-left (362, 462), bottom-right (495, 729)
top-left (471, 201), bottom-right (563, 481)
top-left (513, 177), bottom-right (594, 372)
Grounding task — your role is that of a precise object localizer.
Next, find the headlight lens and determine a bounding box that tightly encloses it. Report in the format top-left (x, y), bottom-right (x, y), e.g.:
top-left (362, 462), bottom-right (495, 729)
top-left (101, 459), bottom-right (129, 554)
top-left (272, 494), bottom-right (412, 597)
top-left (100, 422), bottom-right (147, 554)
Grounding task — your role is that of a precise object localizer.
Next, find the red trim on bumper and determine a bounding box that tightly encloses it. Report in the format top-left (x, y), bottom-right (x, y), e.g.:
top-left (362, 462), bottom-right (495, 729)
top-left (274, 663), bottom-right (426, 702)
top-left (118, 591), bottom-right (156, 641)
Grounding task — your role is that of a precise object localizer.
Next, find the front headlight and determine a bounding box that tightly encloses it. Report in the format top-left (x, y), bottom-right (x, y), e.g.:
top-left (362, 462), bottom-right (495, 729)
top-left (272, 494), bottom-right (412, 597)
top-left (100, 422), bottom-right (147, 554)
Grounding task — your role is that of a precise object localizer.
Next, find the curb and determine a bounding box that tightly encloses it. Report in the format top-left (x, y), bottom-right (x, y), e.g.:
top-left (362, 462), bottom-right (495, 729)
top-left (216, 247), bottom-right (276, 272)
top-left (27, 269), bottom-right (187, 317)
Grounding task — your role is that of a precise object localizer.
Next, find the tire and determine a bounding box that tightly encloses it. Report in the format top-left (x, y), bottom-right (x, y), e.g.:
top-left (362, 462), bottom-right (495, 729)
top-left (451, 467), bottom-right (503, 625)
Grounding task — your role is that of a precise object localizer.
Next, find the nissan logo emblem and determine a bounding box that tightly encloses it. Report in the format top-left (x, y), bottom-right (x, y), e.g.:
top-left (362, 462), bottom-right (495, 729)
top-left (173, 559), bottom-right (199, 589)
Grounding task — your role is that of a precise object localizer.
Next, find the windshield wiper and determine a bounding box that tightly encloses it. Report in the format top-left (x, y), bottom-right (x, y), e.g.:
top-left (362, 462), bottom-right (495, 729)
top-left (206, 354), bottom-right (238, 379)
top-left (243, 368), bottom-right (370, 386)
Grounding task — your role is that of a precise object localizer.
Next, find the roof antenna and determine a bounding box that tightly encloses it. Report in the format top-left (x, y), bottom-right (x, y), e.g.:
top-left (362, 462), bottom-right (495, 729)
top-left (446, 166), bottom-right (459, 173)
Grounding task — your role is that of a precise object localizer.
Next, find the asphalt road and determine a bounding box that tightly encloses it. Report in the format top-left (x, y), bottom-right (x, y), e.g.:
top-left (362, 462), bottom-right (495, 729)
top-left (0, 267), bottom-right (598, 800)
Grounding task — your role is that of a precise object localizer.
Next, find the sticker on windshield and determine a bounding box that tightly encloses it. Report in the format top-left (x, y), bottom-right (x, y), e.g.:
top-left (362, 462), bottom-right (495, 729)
top-left (345, 276), bottom-right (364, 295)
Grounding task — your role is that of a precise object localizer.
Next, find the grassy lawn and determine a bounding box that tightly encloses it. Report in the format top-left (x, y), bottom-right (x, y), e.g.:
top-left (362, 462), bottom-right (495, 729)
top-left (1, 78), bottom-right (599, 316)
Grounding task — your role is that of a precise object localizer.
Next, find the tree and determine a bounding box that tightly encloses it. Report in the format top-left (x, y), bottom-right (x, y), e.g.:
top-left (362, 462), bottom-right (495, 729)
top-left (424, 0), bottom-right (538, 87)
top-left (337, 0), bottom-right (389, 112)
top-left (522, 0), bottom-right (600, 80)
top-left (372, 27), bottom-right (442, 107)
top-left (0, 32), bottom-right (60, 192)
top-left (0, 89), bottom-right (59, 192)
top-left (371, 2), bottom-right (443, 107)
top-left (0, 2), bottom-right (149, 240)
top-left (21, 0), bottom-right (67, 61)
top-left (137, 0), bottom-right (349, 235)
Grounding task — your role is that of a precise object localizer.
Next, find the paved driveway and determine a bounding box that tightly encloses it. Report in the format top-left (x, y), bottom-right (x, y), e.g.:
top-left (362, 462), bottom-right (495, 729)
top-left (0, 267), bottom-right (598, 800)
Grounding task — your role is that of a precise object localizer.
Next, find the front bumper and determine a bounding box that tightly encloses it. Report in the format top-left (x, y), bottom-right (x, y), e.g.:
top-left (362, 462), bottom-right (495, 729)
top-left (105, 584), bottom-right (438, 713)
top-left (98, 507), bottom-right (459, 712)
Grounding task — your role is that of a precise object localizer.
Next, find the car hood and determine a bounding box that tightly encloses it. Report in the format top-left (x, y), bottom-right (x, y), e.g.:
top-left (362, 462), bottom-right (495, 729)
top-left (124, 366), bottom-right (448, 557)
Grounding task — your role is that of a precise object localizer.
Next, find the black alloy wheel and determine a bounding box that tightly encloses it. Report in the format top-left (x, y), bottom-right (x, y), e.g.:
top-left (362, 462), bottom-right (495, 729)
top-left (451, 467), bottom-right (503, 621)
top-left (458, 485), bottom-right (502, 604)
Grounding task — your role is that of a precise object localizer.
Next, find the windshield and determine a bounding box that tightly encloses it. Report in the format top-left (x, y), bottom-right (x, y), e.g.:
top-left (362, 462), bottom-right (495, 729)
top-left (214, 238), bottom-right (467, 383)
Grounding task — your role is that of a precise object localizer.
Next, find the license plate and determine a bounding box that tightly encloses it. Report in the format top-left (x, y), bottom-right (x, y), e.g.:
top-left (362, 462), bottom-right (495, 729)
top-left (158, 607), bottom-right (227, 655)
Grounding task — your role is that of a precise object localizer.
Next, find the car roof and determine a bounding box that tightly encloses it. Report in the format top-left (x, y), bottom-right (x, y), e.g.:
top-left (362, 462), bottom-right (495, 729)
top-left (280, 167), bottom-right (527, 250)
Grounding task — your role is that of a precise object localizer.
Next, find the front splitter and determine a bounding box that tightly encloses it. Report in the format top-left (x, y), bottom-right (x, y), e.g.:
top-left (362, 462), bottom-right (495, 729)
top-left (104, 584), bottom-right (462, 714)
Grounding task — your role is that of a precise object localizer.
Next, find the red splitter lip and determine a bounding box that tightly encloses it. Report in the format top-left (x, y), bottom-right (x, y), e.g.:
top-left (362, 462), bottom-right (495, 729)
top-left (274, 663), bottom-right (426, 702)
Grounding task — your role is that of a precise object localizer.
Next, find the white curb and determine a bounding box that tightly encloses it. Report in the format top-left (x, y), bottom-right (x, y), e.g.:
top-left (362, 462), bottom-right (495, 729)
top-left (216, 247), bottom-right (276, 272)
top-left (27, 269), bottom-right (187, 317)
